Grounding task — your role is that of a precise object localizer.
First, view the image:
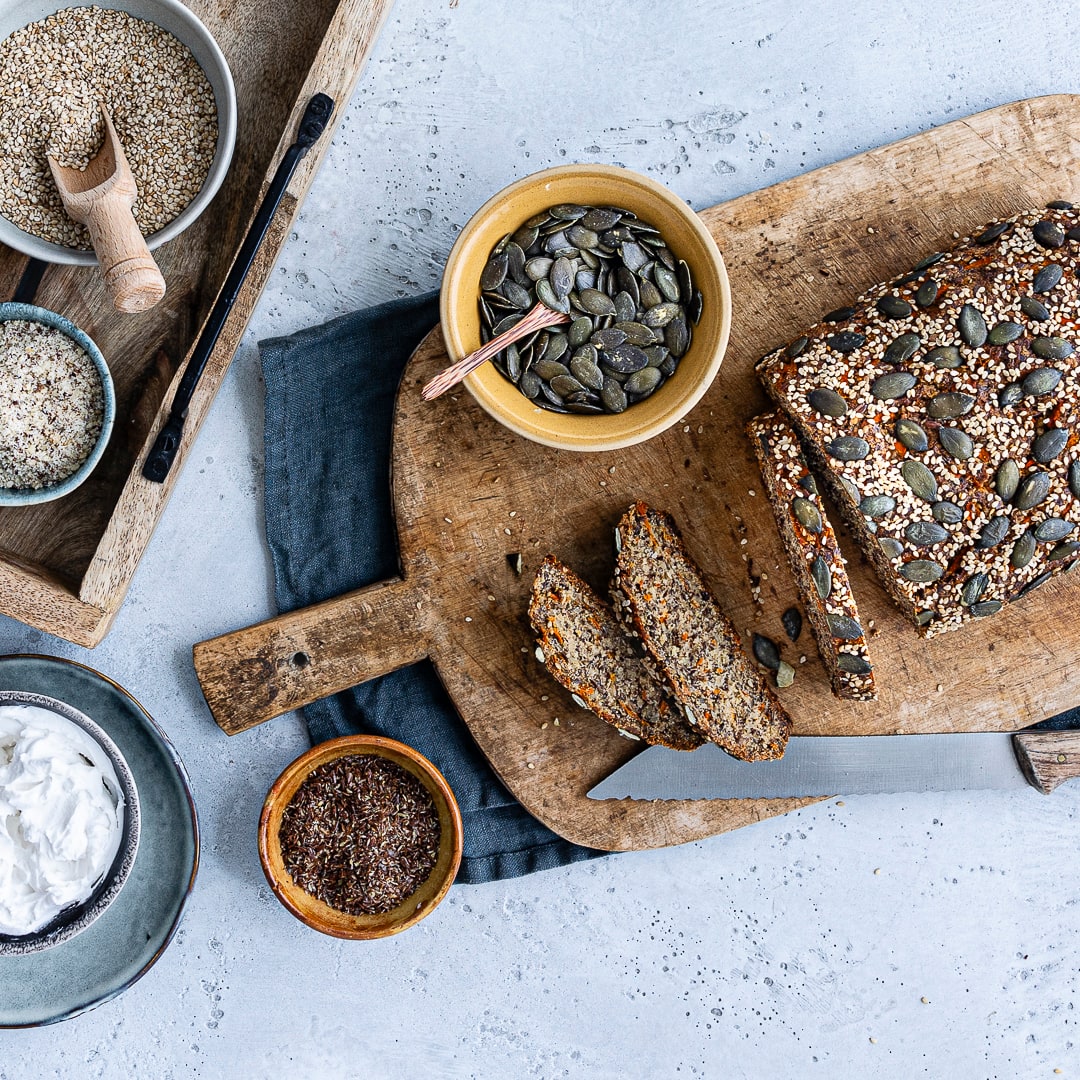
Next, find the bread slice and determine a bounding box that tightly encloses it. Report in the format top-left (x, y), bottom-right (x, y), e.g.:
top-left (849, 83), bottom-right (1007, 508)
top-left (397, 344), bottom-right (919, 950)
top-left (529, 555), bottom-right (703, 751)
top-left (611, 502), bottom-right (792, 761)
top-left (748, 412), bottom-right (877, 701)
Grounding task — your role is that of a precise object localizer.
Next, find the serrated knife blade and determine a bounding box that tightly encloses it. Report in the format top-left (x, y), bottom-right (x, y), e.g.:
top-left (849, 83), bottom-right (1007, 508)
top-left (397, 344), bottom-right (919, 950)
top-left (586, 732), bottom-right (1078, 801)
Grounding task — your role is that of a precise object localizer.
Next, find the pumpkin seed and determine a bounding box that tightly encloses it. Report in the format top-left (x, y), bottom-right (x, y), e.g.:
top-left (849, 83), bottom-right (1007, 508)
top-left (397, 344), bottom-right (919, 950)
top-left (1031, 338), bottom-right (1073, 363)
top-left (801, 473), bottom-right (820, 495)
top-left (616, 321), bottom-right (658, 347)
top-left (1032, 263), bottom-right (1064, 293)
top-left (1034, 518), bottom-right (1076, 542)
top-left (578, 288), bottom-right (617, 316)
top-left (938, 426), bottom-right (974, 460)
top-left (927, 345), bottom-right (963, 369)
top-left (481, 251), bottom-right (509, 291)
top-left (654, 264), bottom-right (680, 303)
top-left (877, 295), bottom-right (912, 318)
top-left (811, 555), bottom-right (832, 599)
top-left (569, 355), bottom-right (604, 391)
top-left (827, 613), bottom-right (863, 641)
top-left (828, 435), bottom-right (869, 461)
top-left (871, 371), bottom-right (917, 400)
top-left (838, 475), bottom-right (858, 502)
top-left (787, 336), bottom-right (809, 359)
top-left (1047, 200), bottom-right (1074, 210)
top-left (534, 359), bottom-right (570, 381)
top-left (568, 316), bottom-right (593, 347)
top-left (1069, 459), bottom-right (1080, 499)
top-left (914, 252), bottom-right (945, 271)
top-left (824, 306), bottom-right (855, 323)
top-left (665, 317), bottom-right (690, 358)
top-left (901, 559), bottom-right (945, 583)
top-left (752, 634), bottom-right (781, 670)
top-left (501, 279), bottom-right (532, 309)
top-left (927, 392), bottom-right (976, 419)
top-left (1013, 471), bottom-right (1051, 511)
top-left (792, 497), bottom-right (824, 533)
top-left (987, 321), bottom-right (1024, 345)
top-left (592, 327), bottom-right (627, 350)
top-left (1019, 571), bottom-right (1053, 596)
top-left (536, 277), bottom-right (570, 314)
top-left (932, 501), bottom-right (963, 524)
top-left (625, 367), bottom-right (662, 396)
top-left (901, 459), bottom-right (938, 502)
top-left (1022, 366), bottom-right (1064, 396)
top-left (970, 600), bottom-right (1003, 618)
top-left (976, 221), bottom-right (1011, 244)
top-left (915, 610), bottom-right (936, 625)
top-left (896, 418), bottom-right (929, 453)
top-left (905, 520), bottom-right (949, 546)
top-left (518, 369), bottom-right (541, 399)
top-left (808, 387), bottom-right (848, 417)
top-left (860, 494), bottom-right (896, 519)
top-left (639, 279), bottom-right (663, 309)
top-left (604, 343), bottom-right (649, 373)
top-left (883, 333), bottom-right (921, 365)
top-left (957, 304), bottom-right (988, 348)
top-left (975, 515), bottom-right (1010, 548)
top-left (643, 302), bottom-right (681, 329)
top-left (1020, 295), bottom-right (1051, 321)
top-left (827, 331), bottom-right (866, 354)
top-left (775, 660), bottom-right (795, 688)
top-left (566, 224), bottom-right (598, 250)
top-left (1010, 531), bottom-right (1037, 569)
top-left (879, 536), bottom-right (904, 559)
top-left (1033, 427), bottom-right (1069, 463)
top-left (1050, 540), bottom-right (1080, 561)
top-left (996, 459), bottom-right (1020, 502)
top-left (915, 278), bottom-right (939, 307)
top-left (581, 207), bottom-right (622, 231)
top-left (961, 572), bottom-right (989, 606)
top-left (999, 382), bottom-right (1023, 408)
top-left (549, 373), bottom-right (586, 398)
top-left (600, 377), bottom-right (627, 413)
top-left (526, 256), bottom-right (554, 281)
top-left (613, 291), bottom-right (636, 322)
top-left (836, 653), bottom-right (872, 675)
top-left (782, 607), bottom-right (803, 642)
top-left (1033, 220), bottom-right (1065, 248)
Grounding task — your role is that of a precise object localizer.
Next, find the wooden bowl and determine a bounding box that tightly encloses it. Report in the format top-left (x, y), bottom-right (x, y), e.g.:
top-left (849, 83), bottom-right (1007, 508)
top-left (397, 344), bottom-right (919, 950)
top-left (440, 163), bottom-right (731, 451)
top-left (258, 735), bottom-right (463, 939)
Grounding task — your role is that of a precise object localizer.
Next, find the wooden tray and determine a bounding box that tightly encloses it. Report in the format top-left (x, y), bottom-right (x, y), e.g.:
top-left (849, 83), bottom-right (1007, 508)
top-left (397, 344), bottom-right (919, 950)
top-left (0, 0), bottom-right (392, 646)
top-left (194, 95), bottom-right (1080, 851)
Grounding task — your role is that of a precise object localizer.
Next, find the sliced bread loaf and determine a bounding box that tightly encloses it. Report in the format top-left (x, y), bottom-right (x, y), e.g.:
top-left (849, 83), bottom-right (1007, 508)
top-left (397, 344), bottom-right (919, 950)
top-left (748, 412), bottom-right (877, 701)
top-left (529, 554), bottom-right (704, 751)
top-left (612, 502), bottom-right (792, 761)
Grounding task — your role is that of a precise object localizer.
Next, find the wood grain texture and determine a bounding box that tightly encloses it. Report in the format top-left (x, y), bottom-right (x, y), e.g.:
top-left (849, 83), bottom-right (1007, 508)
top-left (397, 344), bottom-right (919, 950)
top-left (0, 0), bottom-right (395, 641)
top-left (1013, 731), bottom-right (1080, 793)
top-left (194, 96), bottom-right (1080, 851)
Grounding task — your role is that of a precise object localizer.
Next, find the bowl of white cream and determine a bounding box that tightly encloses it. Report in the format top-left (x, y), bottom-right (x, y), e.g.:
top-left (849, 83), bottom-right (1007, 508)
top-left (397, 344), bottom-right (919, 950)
top-left (0, 690), bottom-right (140, 954)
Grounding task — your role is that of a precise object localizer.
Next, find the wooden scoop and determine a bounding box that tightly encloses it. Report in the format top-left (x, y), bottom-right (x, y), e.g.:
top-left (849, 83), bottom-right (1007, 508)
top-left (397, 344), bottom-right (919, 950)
top-left (48, 105), bottom-right (166, 313)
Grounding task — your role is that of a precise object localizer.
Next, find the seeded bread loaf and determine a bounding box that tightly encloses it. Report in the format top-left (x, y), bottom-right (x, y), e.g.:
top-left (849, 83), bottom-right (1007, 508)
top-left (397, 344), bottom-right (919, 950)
top-left (528, 555), bottom-right (704, 751)
top-left (748, 412), bottom-right (877, 701)
top-left (611, 502), bottom-right (792, 761)
top-left (756, 204), bottom-right (1080, 637)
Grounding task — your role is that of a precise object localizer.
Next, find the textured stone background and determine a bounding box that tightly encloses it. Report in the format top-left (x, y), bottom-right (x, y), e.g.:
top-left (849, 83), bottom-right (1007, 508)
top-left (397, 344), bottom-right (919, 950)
top-left (3, 1), bottom-right (1080, 1076)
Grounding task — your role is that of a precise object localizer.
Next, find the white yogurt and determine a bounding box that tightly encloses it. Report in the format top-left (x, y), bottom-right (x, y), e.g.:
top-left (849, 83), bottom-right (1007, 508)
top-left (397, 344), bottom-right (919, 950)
top-left (0, 704), bottom-right (124, 936)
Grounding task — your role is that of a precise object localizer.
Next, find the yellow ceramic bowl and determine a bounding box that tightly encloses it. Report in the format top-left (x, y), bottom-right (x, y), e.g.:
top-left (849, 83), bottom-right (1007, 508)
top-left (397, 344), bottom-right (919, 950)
top-left (440, 163), bottom-right (731, 451)
top-left (259, 735), bottom-right (463, 940)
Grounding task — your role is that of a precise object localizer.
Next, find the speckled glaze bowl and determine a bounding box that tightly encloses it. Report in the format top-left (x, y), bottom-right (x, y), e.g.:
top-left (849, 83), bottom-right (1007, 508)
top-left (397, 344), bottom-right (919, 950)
top-left (0, 0), bottom-right (237, 265)
top-left (440, 163), bottom-right (731, 451)
top-left (0, 690), bottom-right (140, 956)
top-left (259, 735), bottom-right (463, 940)
top-left (0, 303), bottom-right (116, 507)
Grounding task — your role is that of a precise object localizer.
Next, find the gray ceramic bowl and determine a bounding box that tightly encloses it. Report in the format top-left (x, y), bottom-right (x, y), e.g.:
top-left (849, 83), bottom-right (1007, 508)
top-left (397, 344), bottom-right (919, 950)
top-left (0, 304), bottom-right (116, 506)
top-left (0, 0), bottom-right (237, 264)
top-left (0, 690), bottom-right (140, 956)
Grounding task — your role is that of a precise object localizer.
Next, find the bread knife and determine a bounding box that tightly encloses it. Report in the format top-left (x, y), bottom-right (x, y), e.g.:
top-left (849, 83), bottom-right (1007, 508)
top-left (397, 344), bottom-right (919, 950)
top-left (586, 729), bottom-right (1080, 800)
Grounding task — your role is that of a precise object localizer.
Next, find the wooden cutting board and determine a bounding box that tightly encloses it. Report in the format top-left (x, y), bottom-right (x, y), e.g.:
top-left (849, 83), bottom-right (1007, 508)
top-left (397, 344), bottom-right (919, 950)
top-left (194, 95), bottom-right (1080, 851)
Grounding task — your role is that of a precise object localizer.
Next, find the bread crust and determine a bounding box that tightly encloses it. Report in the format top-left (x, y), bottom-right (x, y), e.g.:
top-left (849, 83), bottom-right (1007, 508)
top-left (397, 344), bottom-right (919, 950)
top-left (611, 503), bottom-right (792, 762)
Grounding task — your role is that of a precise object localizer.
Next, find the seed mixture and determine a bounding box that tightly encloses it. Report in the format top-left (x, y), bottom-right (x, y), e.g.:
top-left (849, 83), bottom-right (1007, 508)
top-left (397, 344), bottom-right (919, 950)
top-left (757, 203), bottom-right (1080, 637)
top-left (279, 755), bottom-right (441, 916)
top-left (0, 319), bottom-right (104, 490)
top-left (479, 203), bottom-right (702, 414)
top-left (0, 6), bottom-right (218, 248)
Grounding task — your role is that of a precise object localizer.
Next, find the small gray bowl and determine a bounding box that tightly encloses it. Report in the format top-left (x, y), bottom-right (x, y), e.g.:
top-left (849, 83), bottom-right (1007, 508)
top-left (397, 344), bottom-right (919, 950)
top-left (0, 691), bottom-right (140, 955)
top-left (0, 0), bottom-right (237, 265)
top-left (0, 304), bottom-right (116, 506)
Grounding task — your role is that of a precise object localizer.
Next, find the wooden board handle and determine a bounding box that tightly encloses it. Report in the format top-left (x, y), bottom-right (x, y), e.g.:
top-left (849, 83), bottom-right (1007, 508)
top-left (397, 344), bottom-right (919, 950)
top-left (87, 204), bottom-right (166, 314)
top-left (1013, 731), bottom-right (1080, 793)
top-left (193, 576), bottom-right (429, 735)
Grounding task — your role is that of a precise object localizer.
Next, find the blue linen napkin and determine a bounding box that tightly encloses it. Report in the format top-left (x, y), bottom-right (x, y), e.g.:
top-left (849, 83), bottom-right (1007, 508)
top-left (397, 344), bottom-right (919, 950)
top-left (259, 293), bottom-right (608, 884)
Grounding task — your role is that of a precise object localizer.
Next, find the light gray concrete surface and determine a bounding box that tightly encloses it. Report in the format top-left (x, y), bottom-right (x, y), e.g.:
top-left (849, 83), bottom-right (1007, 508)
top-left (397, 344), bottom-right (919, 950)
top-left (3, 1), bottom-right (1080, 1076)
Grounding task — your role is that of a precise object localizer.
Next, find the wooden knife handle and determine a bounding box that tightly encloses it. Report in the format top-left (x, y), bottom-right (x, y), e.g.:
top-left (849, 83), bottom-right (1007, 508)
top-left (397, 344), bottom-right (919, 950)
top-left (192, 576), bottom-right (429, 736)
top-left (1012, 730), bottom-right (1080, 794)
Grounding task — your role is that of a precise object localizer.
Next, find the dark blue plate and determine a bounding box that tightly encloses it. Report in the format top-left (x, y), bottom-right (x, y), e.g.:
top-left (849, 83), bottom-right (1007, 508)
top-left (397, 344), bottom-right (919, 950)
top-left (0, 655), bottom-right (198, 1027)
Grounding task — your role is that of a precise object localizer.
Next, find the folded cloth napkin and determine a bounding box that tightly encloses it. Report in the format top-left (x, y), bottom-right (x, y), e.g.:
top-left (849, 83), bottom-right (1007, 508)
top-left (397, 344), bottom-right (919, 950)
top-left (259, 292), bottom-right (608, 884)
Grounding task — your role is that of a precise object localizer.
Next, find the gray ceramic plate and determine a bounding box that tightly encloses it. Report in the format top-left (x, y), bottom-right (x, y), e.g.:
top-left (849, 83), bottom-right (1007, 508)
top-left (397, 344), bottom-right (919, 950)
top-left (0, 655), bottom-right (199, 1027)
